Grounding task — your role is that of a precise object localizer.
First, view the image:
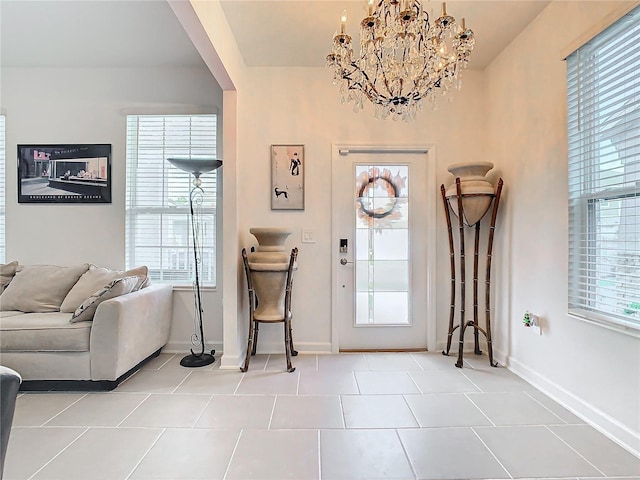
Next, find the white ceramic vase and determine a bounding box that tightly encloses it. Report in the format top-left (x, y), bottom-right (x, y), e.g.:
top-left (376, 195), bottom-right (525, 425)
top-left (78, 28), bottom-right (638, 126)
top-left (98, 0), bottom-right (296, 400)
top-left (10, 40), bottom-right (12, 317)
top-left (247, 227), bottom-right (292, 321)
top-left (445, 162), bottom-right (495, 226)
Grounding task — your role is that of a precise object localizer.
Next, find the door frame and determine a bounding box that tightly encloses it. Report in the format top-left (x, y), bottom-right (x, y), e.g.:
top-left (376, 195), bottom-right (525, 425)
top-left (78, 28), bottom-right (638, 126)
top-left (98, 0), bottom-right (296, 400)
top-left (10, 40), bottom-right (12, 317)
top-left (330, 144), bottom-right (437, 353)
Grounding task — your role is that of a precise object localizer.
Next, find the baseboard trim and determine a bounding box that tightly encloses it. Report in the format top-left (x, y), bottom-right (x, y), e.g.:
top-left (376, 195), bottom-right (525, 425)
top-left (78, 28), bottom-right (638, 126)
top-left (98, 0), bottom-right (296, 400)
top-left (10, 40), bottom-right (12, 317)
top-left (506, 355), bottom-right (640, 457)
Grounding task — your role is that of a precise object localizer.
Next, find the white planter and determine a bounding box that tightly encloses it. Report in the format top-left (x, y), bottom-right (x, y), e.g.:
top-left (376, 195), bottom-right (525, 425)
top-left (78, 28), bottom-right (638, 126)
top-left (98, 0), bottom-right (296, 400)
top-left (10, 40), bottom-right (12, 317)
top-left (445, 162), bottom-right (495, 226)
top-left (247, 227), bottom-right (292, 321)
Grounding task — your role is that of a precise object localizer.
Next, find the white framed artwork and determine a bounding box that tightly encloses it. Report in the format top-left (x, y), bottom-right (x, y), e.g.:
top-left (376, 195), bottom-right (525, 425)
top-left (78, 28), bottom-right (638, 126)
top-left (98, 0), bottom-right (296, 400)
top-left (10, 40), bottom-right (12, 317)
top-left (271, 144), bottom-right (304, 210)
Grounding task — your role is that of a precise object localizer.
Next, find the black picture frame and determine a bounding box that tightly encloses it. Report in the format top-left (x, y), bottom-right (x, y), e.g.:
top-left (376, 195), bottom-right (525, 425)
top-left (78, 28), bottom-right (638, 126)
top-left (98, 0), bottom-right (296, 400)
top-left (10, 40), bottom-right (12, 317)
top-left (18, 144), bottom-right (112, 203)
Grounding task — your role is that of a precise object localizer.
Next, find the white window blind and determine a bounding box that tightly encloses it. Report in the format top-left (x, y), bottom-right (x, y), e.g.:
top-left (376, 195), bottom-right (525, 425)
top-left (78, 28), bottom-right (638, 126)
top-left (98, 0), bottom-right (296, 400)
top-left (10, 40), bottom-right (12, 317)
top-left (567, 6), bottom-right (640, 331)
top-left (0, 116), bottom-right (5, 263)
top-left (125, 115), bottom-right (218, 286)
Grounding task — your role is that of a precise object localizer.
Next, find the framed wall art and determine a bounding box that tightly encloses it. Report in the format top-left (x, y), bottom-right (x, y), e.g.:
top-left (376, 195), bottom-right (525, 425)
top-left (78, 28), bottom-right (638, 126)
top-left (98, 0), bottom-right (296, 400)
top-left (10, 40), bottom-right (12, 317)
top-left (271, 144), bottom-right (304, 210)
top-left (18, 144), bottom-right (112, 203)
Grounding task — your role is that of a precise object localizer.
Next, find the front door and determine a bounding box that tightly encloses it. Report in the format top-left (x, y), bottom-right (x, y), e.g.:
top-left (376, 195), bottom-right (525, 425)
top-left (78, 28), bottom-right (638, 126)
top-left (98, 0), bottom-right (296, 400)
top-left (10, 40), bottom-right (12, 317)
top-left (331, 146), bottom-right (435, 351)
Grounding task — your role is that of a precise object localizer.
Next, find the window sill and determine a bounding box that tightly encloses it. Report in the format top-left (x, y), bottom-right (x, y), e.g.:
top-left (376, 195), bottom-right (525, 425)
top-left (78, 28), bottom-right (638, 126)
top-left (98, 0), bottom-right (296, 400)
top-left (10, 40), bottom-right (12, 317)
top-left (170, 285), bottom-right (217, 293)
top-left (568, 310), bottom-right (640, 339)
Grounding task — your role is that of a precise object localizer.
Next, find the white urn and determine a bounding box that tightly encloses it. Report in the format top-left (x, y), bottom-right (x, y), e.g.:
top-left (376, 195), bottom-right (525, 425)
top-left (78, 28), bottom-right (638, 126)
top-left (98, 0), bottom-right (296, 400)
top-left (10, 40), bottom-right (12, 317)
top-left (445, 162), bottom-right (496, 226)
top-left (247, 227), bottom-right (293, 321)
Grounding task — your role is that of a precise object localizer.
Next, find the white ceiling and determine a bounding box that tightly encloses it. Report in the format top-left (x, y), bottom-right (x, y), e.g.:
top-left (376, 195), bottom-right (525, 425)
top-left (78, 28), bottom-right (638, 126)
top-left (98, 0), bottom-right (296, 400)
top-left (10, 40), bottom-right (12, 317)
top-left (0, 0), bottom-right (550, 71)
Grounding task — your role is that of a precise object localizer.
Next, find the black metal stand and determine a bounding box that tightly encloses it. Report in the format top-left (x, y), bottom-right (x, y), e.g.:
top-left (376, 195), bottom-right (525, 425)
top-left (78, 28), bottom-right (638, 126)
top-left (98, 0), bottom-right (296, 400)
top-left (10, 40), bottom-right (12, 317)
top-left (441, 177), bottom-right (503, 368)
top-left (181, 183), bottom-right (215, 368)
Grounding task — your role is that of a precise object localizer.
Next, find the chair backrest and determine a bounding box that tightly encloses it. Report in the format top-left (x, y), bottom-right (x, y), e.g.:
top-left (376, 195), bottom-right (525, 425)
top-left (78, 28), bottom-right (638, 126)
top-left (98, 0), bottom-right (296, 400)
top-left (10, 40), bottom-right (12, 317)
top-left (284, 247), bottom-right (298, 312)
top-left (0, 366), bottom-right (21, 479)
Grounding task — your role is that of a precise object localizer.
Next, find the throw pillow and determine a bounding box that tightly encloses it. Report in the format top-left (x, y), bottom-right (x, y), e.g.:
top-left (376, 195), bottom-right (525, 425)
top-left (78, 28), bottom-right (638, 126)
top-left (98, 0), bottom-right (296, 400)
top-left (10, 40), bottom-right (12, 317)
top-left (0, 261), bottom-right (18, 295)
top-left (60, 265), bottom-right (149, 313)
top-left (0, 263), bottom-right (90, 313)
top-left (70, 276), bottom-right (139, 323)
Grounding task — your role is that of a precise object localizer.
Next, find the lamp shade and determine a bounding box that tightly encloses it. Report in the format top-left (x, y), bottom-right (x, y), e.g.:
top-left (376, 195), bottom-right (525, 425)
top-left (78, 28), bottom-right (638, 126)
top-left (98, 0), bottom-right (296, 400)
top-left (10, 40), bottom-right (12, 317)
top-left (167, 158), bottom-right (222, 177)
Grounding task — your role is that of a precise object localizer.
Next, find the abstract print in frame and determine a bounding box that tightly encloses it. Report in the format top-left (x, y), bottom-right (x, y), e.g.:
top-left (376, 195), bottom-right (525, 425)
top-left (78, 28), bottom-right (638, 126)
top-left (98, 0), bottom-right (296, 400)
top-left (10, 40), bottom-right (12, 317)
top-left (271, 144), bottom-right (304, 210)
top-left (18, 144), bottom-right (112, 203)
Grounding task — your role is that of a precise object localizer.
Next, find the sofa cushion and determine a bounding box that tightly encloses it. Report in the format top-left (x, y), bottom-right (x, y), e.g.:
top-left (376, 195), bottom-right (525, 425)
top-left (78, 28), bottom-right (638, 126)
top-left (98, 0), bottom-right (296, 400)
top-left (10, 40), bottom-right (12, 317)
top-left (0, 311), bottom-right (24, 319)
top-left (60, 265), bottom-right (149, 313)
top-left (0, 264), bottom-right (89, 313)
top-left (0, 261), bottom-right (18, 294)
top-left (0, 312), bottom-right (91, 352)
top-left (71, 276), bottom-right (139, 323)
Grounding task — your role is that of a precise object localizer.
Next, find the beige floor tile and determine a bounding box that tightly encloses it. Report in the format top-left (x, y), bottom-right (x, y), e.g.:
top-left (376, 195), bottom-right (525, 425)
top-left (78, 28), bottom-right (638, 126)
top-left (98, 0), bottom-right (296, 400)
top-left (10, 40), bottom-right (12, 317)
top-left (355, 371), bottom-right (420, 394)
top-left (13, 393), bottom-right (84, 426)
top-left (225, 429), bottom-right (319, 479)
top-left (115, 368), bottom-right (191, 393)
top-left (298, 370), bottom-right (359, 395)
top-left (270, 395), bottom-right (343, 429)
top-left (266, 353), bottom-right (317, 371)
top-left (120, 393), bottom-right (211, 428)
top-left (405, 393), bottom-right (493, 427)
top-left (195, 395), bottom-right (275, 429)
top-left (342, 394), bottom-right (418, 428)
top-left (320, 429), bottom-right (414, 479)
top-left (32, 427), bottom-right (163, 480)
top-left (549, 424), bottom-right (640, 476)
top-left (364, 353), bottom-right (422, 371)
top-left (236, 370), bottom-right (300, 394)
top-left (129, 429), bottom-right (241, 479)
top-left (174, 370), bottom-right (243, 394)
top-left (467, 391), bottom-right (565, 426)
top-left (3, 427), bottom-right (86, 480)
top-left (44, 392), bottom-right (148, 427)
top-left (398, 427), bottom-right (510, 479)
top-left (409, 369), bottom-right (481, 394)
top-left (317, 353), bottom-right (368, 371)
top-left (474, 425), bottom-right (603, 478)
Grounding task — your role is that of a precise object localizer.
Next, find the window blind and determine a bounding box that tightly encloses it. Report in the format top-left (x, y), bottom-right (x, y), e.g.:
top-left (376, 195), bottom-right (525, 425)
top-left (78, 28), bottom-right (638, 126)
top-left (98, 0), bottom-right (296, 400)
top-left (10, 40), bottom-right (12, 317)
top-left (125, 115), bottom-right (218, 286)
top-left (0, 116), bottom-right (5, 263)
top-left (567, 6), bottom-right (640, 331)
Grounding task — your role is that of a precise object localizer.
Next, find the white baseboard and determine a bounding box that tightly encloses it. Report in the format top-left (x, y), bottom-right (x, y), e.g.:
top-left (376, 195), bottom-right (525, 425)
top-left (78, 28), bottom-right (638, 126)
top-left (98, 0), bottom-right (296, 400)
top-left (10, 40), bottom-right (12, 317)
top-left (163, 341), bottom-right (223, 355)
top-left (506, 355), bottom-right (640, 458)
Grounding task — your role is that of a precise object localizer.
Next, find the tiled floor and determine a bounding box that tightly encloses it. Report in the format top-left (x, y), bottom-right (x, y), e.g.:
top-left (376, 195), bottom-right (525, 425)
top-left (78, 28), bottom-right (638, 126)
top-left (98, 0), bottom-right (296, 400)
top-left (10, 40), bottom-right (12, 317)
top-left (5, 352), bottom-right (640, 480)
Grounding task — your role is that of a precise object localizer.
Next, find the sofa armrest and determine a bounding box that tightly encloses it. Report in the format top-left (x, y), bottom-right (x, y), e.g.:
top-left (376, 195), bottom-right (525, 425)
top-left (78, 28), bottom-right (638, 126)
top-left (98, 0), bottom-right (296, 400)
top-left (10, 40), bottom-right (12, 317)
top-left (89, 284), bottom-right (173, 381)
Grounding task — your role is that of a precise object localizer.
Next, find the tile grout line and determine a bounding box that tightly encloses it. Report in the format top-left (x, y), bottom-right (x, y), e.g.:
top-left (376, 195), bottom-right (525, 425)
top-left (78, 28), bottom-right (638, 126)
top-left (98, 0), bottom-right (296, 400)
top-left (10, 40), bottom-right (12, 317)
top-left (470, 426), bottom-right (514, 479)
top-left (338, 394), bottom-right (347, 429)
top-left (27, 427), bottom-right (90, 480)
top-left (190, 394), bottom-right (216, 428)
top-left (406, 370), bottom-right (424, 394)
top-left (544, 425), bottom-right (608, 477)
top-left (401, 394), bottom-right (421, 428)
top-left (171, 370), bottom-right (193, 394)
top-left (394, 428), bottom-right (419, 480)
top-left (267, 395), bottom-right (278, 429)
top-left (222, 429), bottom-right (244, 480)
top-left (317, 429), bottom-right (322, 480)
top-left (464, 392), bottom-right (497, 427)
top-left (124, 427), bottom-right (166, 480)
top-left (458, 368), bottom-right (485, 393)
top-left (40, 393), bottom-right (88, 427)
top-left (117, 393), bottom-right (151, 428)
top-left (524, 390), bottom-right (569, 425)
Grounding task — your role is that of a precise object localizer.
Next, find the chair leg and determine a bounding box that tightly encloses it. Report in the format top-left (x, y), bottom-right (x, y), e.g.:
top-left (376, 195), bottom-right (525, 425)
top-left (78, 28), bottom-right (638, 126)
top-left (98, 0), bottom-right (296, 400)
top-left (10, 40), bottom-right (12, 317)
top-left (251, 322), bottom-right (259, 356)
top-left (289, 321), bottom-right (298, 356)
top-left (284, 320), bottom-right (296, 373)
top-left (241, 318), bottom-right (256, 372)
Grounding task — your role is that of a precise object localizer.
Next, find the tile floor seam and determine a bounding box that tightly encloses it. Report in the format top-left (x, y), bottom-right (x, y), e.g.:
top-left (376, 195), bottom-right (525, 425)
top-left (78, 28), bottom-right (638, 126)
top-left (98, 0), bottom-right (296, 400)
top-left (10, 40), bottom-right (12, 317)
top-left (317, 429), bottom-right (322, 480)
top-left (394, 428), bottom-right (419, 480)
top-left (464, 392), bottom-right (497, 427)
top-left (27, 426), bottom-right (90, 480)
top-left (233, 373), bottom-right (245, 395)
top-left (408, 353), bottom-right (424, 371)
top-left (524, 390), bottom-right (569, 425)
top-left (40, 393), bottom-right (88, 427)
top-left (222, 429), bottom-right (244, 480)
top-left (267, 395), bottom-right (278, 429)
top-left (407, 370), bottom-right (424, 394)
top-left (470, 426), bottom-right (514, 479)
top-left (116, 393), bottom-right (151, 427)
top-left (170, 369), bottom-right (193, 394)
top-left (544, 425), bottom-right (609, 477)
top-left (123, 427), bottom-right (166, 480)
top-left (338, 395), bottom-right (347, 429)
top-left (190, 394), bottom-right (215, 428)
top-left (458, 368), bottom-right (484, 393)
top-left (401, 394), bottom-right (421, 428)
top-left (353, 370), bottom-right (362, 394)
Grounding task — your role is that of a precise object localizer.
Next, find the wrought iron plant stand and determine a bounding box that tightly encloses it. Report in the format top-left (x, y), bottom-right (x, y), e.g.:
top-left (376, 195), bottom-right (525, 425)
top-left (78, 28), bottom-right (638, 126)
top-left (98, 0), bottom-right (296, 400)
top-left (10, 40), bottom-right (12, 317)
top-left (441, 176), bottom-right (504, 368)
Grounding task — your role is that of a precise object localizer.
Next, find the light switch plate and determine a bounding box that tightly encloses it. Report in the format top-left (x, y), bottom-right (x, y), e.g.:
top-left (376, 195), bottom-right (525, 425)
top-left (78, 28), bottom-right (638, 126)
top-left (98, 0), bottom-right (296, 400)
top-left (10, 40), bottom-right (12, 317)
top-left (302, 229), bottom-right (315, 243)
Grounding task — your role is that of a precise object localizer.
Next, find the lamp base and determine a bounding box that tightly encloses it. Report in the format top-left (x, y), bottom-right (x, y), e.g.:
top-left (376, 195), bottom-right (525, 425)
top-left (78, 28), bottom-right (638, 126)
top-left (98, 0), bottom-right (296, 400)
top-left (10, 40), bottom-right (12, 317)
top-left (180, 350), bottom-right (216, 368)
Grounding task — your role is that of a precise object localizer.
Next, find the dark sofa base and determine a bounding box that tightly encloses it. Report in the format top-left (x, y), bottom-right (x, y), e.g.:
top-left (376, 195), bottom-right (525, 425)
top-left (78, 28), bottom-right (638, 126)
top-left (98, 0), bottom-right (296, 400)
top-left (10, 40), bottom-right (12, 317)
top-left (19, 348), bottom-right (162, 392)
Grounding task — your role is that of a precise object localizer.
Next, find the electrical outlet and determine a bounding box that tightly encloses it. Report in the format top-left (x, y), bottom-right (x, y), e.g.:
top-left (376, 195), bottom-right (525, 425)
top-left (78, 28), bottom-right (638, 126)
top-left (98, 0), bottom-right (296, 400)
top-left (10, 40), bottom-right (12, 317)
top-left (529, 314), bottom-right (541, 335)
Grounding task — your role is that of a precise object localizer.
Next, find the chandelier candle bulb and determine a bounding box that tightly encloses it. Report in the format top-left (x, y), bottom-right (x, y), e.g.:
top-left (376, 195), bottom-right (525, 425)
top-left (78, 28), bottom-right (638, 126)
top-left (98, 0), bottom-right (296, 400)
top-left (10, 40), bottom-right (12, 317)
top-left (340, 10), bottom-right (347, 34)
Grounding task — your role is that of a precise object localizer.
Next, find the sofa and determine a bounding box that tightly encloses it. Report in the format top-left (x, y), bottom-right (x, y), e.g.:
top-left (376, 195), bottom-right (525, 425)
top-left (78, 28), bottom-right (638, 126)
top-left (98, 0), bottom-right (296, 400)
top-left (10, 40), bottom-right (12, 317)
top-left (0, 262), bottom-right (173, 390)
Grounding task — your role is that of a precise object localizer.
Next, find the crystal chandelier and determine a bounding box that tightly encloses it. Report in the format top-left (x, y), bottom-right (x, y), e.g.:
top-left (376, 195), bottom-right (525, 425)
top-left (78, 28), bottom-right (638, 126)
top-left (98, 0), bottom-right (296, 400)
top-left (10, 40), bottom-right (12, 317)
top-left (327, 0), bottom-right (475, 121)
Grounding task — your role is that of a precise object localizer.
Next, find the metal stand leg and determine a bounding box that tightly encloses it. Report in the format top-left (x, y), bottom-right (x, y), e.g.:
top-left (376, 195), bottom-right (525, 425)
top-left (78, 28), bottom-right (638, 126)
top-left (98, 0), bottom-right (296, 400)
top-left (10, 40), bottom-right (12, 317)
top-left (441, 185), bottom-right (458, 356)
top-left (455, 178), bottom-right (466, 369)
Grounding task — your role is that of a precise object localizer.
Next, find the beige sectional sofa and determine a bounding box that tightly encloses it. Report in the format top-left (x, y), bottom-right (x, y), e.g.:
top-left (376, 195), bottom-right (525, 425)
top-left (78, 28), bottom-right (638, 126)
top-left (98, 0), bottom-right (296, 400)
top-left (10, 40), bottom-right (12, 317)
top-left (0, 262), bottom-right (173, 390)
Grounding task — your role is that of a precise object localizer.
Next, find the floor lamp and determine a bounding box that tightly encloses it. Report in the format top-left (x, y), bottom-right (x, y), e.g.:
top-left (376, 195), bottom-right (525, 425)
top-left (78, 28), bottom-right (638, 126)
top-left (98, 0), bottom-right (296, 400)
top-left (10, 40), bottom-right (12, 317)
top-left (167, 157), bottom-right (222, 367)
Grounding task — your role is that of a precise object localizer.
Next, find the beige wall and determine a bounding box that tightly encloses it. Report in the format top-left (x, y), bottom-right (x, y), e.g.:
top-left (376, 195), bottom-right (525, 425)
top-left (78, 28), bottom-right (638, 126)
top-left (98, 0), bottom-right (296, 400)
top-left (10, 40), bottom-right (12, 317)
top-left (485, 1), bottom-right (640, 454)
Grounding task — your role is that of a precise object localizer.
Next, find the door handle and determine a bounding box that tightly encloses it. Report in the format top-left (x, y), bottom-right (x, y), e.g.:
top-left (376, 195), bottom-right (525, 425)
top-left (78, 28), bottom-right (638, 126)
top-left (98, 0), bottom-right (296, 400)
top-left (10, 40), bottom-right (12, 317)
top-left (340, 258), bottom-right (354, 265)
